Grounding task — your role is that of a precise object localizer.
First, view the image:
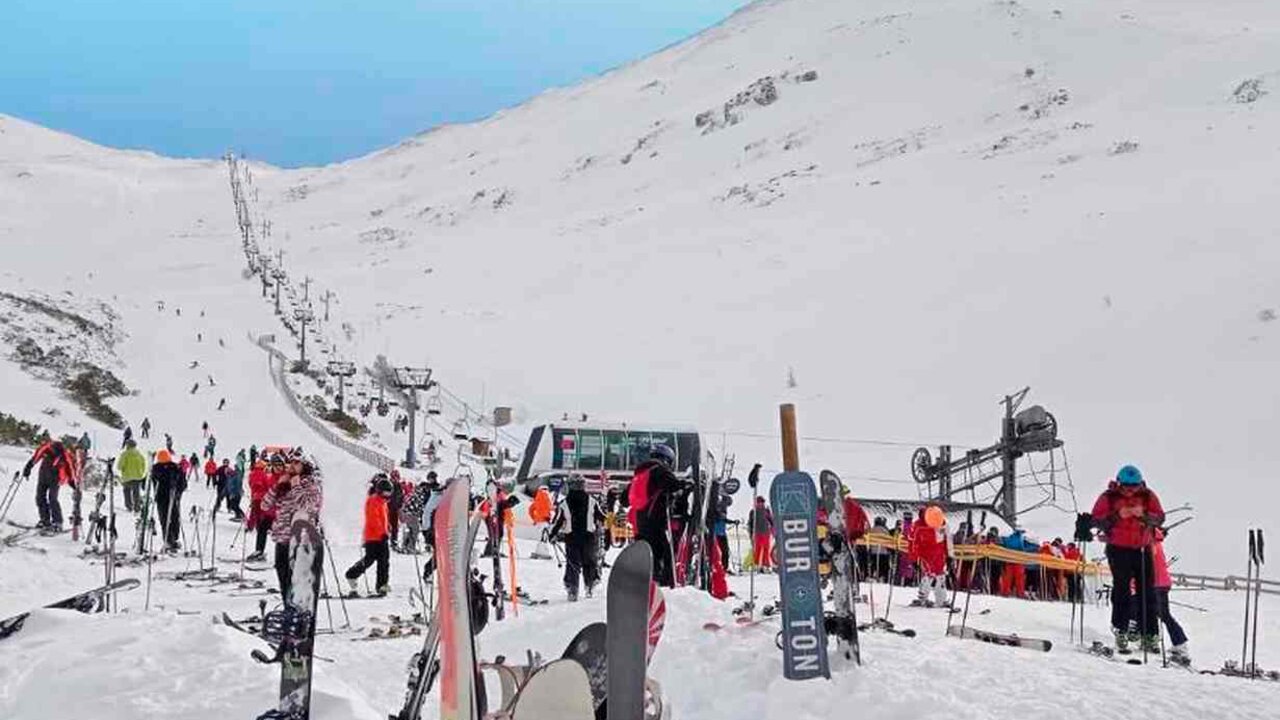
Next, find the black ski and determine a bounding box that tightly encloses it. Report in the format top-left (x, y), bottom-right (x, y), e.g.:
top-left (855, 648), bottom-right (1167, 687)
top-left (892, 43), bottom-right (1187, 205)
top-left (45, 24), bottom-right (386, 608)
top-left (0, 579), bottom-right (139, 641)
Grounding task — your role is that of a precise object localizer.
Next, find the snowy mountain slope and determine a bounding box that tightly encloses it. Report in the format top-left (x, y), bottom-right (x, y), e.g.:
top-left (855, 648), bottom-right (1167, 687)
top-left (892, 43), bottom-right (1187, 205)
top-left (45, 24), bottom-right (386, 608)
top-left (239, 0), bottom-right (1280, 571)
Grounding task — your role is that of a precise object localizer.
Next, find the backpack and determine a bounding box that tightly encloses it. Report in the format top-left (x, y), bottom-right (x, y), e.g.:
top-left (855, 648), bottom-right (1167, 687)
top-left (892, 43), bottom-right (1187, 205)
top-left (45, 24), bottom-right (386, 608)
top-left (627, 466), bottom-right (653, 528)
top-left (844, 498), bottom-right (869, 541)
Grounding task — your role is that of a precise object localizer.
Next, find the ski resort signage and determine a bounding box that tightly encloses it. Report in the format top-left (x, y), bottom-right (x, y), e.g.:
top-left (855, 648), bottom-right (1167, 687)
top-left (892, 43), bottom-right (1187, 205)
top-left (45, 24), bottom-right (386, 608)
top-left (770, 471), bottom-right (831, 681)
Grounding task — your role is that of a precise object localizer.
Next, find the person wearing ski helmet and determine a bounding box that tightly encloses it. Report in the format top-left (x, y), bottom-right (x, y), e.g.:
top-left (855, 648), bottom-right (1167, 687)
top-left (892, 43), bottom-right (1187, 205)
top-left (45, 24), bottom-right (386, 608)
top-left (629, 444), bottom-right (683, 587)
top-left (23, 438), bottom-right (80, 531)
top-left (262, 451), bottom-right (324, 598)
top-left (1090, 464), bottom-right (1165, 653)
top-left (346, 474), bottom-right (393, 596)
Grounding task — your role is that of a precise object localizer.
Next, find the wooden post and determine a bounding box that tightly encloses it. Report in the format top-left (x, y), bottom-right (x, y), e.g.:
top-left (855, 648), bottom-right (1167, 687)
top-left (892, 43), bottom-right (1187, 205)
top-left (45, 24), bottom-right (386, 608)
top-left (779, 403), bottom-right (799, 471)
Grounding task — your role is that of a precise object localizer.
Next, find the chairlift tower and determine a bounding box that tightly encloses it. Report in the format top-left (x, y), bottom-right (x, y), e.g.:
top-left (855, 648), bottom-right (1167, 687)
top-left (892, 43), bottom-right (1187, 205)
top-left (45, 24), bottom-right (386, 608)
top-left (391, 367), bottom-right (435, 468)
top-left (272, 268), bottom-right (286, 314)
top-left (293, 307), bottom-right (314, 365)
top-left (326, 360), bottom-right (357, 413)
top-left (909, 387), bottom-right (1063, 524)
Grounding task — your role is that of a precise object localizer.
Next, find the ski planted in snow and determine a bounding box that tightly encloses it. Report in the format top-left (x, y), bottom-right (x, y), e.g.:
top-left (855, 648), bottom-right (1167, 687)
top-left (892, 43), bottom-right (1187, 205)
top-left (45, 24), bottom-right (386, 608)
top-left (819, 469), bottom-right (860, 664)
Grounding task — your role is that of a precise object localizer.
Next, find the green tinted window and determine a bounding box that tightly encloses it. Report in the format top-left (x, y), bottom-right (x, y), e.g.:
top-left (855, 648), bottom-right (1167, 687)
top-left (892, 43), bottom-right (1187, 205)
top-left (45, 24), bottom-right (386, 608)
top-left (603, 431), bottom-right (627, 471)
top-left (577, 429), bottom-right (603, 471)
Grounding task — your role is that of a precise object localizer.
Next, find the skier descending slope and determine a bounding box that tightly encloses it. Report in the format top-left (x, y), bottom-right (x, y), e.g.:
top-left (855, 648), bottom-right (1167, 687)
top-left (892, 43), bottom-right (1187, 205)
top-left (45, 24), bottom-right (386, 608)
top-left (1090, 465), bottom-right (1164, 654)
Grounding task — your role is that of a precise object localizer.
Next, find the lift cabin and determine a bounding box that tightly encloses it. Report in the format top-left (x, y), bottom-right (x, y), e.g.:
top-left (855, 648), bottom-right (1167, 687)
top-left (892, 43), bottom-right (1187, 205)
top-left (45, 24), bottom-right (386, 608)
top-left (515, 422), bottom-right (701, 496)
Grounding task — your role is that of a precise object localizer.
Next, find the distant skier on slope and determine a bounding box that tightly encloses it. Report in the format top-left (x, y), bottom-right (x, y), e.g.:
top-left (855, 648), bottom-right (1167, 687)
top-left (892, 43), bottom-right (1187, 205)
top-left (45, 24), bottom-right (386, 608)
top-left (345, 475), bottom-right (393, 596)
top-left (629, 444), bottom-right (684, 587)
top-left (1090, 464), bottom-right (1165, 654)
top-left (549, 475), bottom-right (605, 601)
top-left (262, 452), bottom-right (323, 598)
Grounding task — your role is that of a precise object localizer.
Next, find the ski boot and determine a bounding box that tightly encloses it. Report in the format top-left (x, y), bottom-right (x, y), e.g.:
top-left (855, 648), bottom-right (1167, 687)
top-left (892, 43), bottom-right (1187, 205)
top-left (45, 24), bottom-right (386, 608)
top-left (585, 582), bottom-right (596, 599)
top-left (375, 584), bottom-right (390, 597)
top-left (1112, 627), bottom-right (1131, 654)
top-left (567, 585), bottom-right (579, 602)
top-left (1140, 634), bottom-right (1160, 654)
top-left (347, 577), bottom-right (360, 595)
top-left (1169, 643), bottom-right (1191, 667)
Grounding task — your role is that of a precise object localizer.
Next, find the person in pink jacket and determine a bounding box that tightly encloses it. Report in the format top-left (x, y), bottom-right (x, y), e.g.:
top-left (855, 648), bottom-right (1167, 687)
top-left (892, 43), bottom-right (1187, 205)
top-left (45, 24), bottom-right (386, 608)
top-left (1151, 528), bottom-right (1189, 663)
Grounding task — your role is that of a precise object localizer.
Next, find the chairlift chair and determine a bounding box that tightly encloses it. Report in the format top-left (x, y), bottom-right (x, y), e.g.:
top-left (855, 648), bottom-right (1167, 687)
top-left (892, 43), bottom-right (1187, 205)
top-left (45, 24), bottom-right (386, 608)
top-left (451, 418), bottom-right (471, 441)
top-left (425, 393), bottom-right (443, 416)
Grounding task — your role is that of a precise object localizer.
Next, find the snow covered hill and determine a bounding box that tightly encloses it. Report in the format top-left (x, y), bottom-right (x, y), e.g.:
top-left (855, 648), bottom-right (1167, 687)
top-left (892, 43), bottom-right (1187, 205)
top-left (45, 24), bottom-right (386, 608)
top-left (2, 0), bottom-right (1279, 717)
top-left (237, 0), bottom-right (1280, 571)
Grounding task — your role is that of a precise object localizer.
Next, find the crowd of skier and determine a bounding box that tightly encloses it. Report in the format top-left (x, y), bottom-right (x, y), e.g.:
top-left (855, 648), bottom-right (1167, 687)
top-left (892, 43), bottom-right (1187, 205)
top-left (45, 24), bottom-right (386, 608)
top-left (13, 419), bottom-right (1191, 664)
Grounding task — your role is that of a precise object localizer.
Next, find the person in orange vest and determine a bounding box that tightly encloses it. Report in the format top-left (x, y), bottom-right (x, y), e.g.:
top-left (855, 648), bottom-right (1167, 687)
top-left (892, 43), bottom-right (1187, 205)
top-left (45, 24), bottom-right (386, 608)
top-left (529, 486), bottom-right (555, 560)
top-left (345, 474), bottom-right (393, 597)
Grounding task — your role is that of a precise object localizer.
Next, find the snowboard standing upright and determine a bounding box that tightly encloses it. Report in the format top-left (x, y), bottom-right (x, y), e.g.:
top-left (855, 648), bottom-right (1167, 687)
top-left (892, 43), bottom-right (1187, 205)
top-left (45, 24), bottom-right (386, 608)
top-left (607, 541), bottom-right (654, 720)
top-left (256, 518), bottom-right (324, 720)
top-left (437, 478), bottom-right (484, 720)
top-left (771, 471), bottom-right (830, 681)
top-left (392, 482), bottom-right (484, 720)
top-left (819, 470), bottom-right (860, 664)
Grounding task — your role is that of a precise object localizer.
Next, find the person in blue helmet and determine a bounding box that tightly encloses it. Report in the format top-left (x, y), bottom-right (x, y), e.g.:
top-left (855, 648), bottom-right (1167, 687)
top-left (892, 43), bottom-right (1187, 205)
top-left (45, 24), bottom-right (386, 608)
top-left (1090, 464), bottom-right (1165, 653)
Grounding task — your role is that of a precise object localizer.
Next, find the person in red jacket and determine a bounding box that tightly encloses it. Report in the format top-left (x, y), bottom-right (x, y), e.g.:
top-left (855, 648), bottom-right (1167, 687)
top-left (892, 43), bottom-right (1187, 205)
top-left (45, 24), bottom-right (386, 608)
top-left (909, 507), bottom-right (951, 607)
top-left (203, 457), bottom-right (218, 488)
top-left (244, 458), bottom-right (277, 561)
top-left (23, 438), bottom-right (80, 531)
top-left (345, 474), bottom-right (393, 596)
top-left (1090, 464), bottom-right (1165, 653)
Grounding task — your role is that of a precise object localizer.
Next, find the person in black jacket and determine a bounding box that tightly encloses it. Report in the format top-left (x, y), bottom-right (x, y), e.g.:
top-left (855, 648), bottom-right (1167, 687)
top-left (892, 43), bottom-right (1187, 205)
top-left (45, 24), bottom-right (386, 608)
top-left (631, 444), bottom-right (685, 588)
top-left (550, 476), bottom-right (606, 600)
top-left (150, 449), bottom-right (186, 551)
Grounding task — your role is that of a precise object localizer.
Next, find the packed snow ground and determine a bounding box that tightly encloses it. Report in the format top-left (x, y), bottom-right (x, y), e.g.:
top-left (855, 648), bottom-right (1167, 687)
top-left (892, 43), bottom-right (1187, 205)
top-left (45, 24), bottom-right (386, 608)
top-left (2, 461), bottom-right (1278, 720)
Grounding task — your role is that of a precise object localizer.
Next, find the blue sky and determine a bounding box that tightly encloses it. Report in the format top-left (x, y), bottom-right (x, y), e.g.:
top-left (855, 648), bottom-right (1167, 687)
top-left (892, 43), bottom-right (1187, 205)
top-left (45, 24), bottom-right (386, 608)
top-left (2, 0), bottom-right (746, 167)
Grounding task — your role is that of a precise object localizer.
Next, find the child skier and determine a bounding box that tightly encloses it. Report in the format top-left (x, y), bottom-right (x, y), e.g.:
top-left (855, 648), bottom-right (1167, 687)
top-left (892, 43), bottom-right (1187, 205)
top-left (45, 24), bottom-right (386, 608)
top-left (1152, 527), bottom-right (1189, 663)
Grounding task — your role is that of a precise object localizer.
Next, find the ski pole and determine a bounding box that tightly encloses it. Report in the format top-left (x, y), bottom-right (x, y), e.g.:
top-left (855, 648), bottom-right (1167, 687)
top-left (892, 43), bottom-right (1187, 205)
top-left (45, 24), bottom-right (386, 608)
top-left (1250, 529), bottom-right (1265, 678)
top-left (884, 530), bottom-right (899, 624)
top-left (1242, 529), bottom-right (1255, 670)
top-left (1140, 545), bottom-right (1150, 665)
top-left (321, 532), bottom-right (351, 628)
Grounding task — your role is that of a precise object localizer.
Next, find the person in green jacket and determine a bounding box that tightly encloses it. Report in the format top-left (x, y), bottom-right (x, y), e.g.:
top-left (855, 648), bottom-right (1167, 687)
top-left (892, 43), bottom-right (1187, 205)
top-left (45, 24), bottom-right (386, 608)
top-left (116, 440), bottom-right (149, 512)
